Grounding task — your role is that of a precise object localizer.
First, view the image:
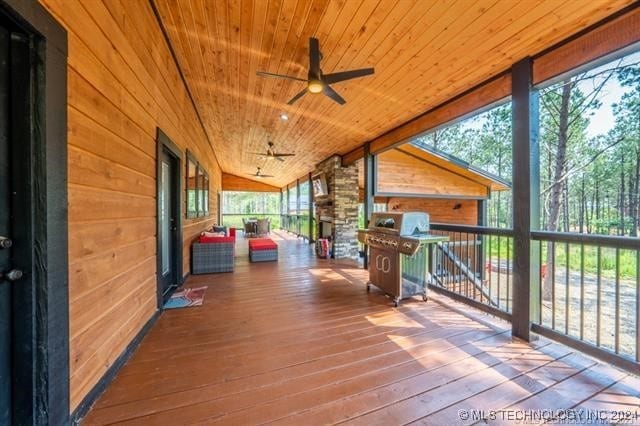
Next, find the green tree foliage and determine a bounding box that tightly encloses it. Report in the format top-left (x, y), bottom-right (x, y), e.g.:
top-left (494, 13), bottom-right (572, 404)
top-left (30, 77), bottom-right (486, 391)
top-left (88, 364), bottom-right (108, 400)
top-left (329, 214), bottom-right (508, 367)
top-left (413, 52), bottom-right (640, 237)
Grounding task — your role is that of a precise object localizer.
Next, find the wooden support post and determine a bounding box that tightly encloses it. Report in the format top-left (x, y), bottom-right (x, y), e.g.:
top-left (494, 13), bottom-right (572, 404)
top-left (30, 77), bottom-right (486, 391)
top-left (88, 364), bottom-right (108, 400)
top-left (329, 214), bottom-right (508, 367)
top-left (512, 57), bottom-right (541, 341)
top-left (363, 142), bottom-right (374, 269)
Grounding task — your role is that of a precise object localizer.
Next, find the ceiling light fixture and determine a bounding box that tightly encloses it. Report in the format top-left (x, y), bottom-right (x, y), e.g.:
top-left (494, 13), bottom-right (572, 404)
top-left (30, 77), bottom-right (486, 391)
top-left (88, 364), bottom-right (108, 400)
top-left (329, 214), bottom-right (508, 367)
top-left (307, 79), bottom-right (323, 94)
top-left (280, 113), bottom-right (289, 121)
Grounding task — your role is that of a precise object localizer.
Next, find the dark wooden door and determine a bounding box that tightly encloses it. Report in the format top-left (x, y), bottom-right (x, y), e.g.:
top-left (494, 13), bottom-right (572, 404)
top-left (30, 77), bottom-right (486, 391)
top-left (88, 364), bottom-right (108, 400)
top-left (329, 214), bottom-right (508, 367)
top-left (0, 22), bottom-right (11, 424)
top-left (158, 148), bottom-right (179, 299)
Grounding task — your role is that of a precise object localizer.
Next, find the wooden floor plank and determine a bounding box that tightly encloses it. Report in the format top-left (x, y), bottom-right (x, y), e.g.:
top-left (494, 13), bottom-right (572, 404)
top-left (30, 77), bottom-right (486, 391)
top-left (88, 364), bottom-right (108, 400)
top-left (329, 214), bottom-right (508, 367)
top-left (408, 350), bottom-right (597, 425)
top-left (81, 231), bottom-right (637, 425)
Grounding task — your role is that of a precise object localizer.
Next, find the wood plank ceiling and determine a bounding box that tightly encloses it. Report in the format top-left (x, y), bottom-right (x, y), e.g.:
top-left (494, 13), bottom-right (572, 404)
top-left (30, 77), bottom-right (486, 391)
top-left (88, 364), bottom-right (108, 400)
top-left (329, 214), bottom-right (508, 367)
top-left (155, 0), bottom-right (633, 187)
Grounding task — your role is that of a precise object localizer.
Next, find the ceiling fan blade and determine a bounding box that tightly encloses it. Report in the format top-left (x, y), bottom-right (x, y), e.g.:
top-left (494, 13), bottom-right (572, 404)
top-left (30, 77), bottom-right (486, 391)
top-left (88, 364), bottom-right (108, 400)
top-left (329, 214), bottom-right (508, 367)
top-left (323, 84), bottom-right (346, 105)
top-left (256, 71), bottom-right (306, 82)
top-left (273, 153), bottom-right (295, 157)
top-left (309, 37), bottom-right (321, 77)
top-left (323, 68), bottom-right (374, 84)
top-left (287, 88), bottom-right (308, 105)
top-left (248, 152), bottom-right (268, 155)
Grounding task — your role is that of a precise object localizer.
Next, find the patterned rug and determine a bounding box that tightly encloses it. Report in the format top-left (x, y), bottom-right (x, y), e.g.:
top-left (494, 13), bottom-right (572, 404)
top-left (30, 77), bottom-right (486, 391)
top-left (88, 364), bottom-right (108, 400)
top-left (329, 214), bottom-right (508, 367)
top-left (163, 286), bottom-right (207, 309)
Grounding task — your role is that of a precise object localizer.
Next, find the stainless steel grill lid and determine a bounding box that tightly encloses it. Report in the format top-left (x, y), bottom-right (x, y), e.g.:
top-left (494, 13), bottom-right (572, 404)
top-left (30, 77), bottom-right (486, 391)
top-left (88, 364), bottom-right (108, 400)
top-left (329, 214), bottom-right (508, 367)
top-left (366, 212), bottom-right (430, 236)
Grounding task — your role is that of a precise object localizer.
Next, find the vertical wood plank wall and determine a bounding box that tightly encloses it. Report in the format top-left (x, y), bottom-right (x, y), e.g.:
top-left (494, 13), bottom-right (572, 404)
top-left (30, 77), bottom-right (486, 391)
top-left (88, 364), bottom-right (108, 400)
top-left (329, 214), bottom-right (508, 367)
top-left (39, 0), bottom-right (222, 410)
top-left (376, 149), bottom-right (489, 198)
top-left (386, 198), bottom-right (479, 225)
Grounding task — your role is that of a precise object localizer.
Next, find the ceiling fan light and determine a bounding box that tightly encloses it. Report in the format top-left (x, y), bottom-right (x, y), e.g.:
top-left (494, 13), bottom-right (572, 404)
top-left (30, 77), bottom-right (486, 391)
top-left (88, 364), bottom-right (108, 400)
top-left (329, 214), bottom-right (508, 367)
top-left (308, 80), bottom-right (323, 94)
top-left (280, 113), bottom-right (289, 121)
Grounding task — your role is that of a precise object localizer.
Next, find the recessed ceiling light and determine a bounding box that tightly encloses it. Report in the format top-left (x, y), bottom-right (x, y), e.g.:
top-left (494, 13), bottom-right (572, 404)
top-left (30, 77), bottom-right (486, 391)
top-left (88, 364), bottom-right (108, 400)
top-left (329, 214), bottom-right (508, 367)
top-left (280, 113), bottom-right (289, 121)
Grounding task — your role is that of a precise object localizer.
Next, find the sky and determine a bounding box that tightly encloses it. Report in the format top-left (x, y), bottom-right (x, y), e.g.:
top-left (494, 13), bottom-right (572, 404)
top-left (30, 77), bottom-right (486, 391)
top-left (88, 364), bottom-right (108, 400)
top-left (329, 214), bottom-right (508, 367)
top-left (580, 53), bottom-right (638, 138)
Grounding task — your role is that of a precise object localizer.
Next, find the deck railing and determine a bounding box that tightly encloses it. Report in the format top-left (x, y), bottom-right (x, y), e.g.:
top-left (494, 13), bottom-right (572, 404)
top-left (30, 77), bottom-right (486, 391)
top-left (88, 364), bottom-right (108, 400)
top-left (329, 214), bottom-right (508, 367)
top-left (428, 223), bottom-right (639, 373)
top-left (530, 231), bottom-right (639, 370)
top-left (429, 223), bottom-right (514, 320)
top-left (280, 214), bottom-right (314, 241)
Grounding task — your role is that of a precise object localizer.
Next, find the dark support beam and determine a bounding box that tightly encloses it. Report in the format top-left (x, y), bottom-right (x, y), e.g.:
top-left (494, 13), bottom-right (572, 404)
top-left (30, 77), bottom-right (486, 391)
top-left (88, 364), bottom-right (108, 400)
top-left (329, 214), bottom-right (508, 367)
top-left (280, 189), bottom-right (284, 230)
top-left (511, 57), bottom-right (541, 341)
top-left (308, 173), bottom-right (313, 243)
top-left (363, 143), bottom-right (374, 269)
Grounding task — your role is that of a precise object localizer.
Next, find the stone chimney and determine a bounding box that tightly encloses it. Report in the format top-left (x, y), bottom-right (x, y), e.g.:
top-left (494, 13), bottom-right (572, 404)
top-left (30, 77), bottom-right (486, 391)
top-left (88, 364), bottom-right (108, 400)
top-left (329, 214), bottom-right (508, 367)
top-left (313, 156), bottom-right (359, 260)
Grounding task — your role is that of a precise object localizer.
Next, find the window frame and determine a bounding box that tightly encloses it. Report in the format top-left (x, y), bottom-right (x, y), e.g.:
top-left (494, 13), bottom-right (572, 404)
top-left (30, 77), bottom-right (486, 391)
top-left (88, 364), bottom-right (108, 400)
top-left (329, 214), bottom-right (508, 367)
top-left (185, 150), bottom-right (209, 218)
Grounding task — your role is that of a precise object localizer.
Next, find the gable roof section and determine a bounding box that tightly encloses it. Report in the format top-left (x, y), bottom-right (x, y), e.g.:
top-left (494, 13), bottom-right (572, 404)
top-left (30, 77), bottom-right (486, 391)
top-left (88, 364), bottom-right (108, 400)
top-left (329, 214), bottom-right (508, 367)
top-left (405, 142), bottom-right (511, 192)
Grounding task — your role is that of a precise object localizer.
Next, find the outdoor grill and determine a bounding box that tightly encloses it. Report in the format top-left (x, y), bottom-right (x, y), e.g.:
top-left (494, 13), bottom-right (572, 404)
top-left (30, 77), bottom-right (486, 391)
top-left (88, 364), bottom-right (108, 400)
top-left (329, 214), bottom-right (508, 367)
top-left (358, 212), bottom-right (448, 306)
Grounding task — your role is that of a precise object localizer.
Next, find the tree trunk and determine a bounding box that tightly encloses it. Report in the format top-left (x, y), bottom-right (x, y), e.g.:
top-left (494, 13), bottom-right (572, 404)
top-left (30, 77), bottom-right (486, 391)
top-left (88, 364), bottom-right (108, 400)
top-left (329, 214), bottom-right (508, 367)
top-left (543, 80), bottom-right (574, 300)
top-left (630, 148), bottom-right (640, 237)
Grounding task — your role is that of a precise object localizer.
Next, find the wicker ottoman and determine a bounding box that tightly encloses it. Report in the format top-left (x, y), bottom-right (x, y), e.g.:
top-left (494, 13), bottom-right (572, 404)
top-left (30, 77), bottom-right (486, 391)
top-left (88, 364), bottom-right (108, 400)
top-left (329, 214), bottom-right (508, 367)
top-left (249, 238), bottom-right (278, 262)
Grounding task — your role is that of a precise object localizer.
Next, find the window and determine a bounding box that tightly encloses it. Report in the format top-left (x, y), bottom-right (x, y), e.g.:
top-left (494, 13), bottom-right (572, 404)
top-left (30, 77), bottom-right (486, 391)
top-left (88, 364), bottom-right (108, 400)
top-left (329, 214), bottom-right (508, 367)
top-left (288, 183), bottom-right (298, 214)
top-left (221, 191), bottom-right (281, 229)
top-left (186, 151), bottom-right (209, 218)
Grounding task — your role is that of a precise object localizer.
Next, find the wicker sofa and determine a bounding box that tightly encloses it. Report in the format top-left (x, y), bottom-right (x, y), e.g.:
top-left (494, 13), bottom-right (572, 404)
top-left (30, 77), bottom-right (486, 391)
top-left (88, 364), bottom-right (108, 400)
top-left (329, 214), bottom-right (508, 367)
top-left (191, 228), bottom-right (236, 274)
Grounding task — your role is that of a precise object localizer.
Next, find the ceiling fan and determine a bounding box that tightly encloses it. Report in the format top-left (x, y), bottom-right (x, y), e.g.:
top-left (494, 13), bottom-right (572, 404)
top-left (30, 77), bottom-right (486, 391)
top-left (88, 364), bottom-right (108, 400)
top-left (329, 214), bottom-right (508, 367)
top-left (256, 37), bottom-right (374, 105)
top-left (249, 141), bottom-right (295, 162)
top-left (247, 167), bottom-right (274, 179)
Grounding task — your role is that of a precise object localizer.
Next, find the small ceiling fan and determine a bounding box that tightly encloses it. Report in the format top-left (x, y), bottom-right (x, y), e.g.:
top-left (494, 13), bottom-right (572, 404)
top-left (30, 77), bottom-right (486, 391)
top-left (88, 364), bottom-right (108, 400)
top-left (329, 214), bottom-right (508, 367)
top-left (247, 167), bottom-right (274, 179)
top-left (249, 141), bottom-right (295, 162)
top-left (257, 37), bottom-right (374, 105)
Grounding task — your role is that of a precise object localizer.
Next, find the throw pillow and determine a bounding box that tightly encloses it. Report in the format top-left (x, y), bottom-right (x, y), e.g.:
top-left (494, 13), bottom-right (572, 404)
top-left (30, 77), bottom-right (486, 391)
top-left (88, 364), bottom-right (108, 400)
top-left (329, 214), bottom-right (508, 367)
top-left (202, 231), bottom-right (225, 238)
top-left (212, 225), bottom-right (227, 235)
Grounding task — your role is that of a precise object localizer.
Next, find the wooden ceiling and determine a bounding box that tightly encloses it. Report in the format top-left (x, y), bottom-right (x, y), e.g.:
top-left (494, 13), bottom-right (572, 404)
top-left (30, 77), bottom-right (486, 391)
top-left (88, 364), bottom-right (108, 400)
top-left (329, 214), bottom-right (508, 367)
top-left (155, 0), bottom-right (633, 187)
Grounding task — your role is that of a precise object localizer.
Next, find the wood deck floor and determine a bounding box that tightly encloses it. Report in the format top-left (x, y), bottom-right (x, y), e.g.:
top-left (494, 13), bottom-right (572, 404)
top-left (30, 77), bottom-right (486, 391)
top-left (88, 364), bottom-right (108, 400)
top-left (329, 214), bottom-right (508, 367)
top-left (82, 230), bottom-right (640, 425)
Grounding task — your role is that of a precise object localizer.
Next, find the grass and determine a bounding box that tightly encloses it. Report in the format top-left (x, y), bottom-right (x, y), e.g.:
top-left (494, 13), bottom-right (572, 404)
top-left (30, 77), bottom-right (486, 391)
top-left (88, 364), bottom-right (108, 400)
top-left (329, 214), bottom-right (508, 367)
top-left (460, 235), bottom-right (638, 280)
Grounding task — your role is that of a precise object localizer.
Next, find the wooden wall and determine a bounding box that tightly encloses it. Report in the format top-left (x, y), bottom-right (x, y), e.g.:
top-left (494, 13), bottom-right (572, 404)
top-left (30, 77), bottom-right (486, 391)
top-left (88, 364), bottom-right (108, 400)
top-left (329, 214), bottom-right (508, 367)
top-left (222, 173), bottom-right (281, 192)
top-left (386, 198), bottom-right (478, 225)
top-left (39, 0), bottom-right (222, 411)
top-left (376, 149), bottom-right (489, 198)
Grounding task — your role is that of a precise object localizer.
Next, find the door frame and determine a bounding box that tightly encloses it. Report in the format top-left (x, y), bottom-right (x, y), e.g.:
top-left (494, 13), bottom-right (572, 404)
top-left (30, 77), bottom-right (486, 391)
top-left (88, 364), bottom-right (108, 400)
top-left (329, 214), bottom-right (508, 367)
top-left (0, 0), bottom-right (68, 424)
top-left (156, 128), bottom-right (183, 307)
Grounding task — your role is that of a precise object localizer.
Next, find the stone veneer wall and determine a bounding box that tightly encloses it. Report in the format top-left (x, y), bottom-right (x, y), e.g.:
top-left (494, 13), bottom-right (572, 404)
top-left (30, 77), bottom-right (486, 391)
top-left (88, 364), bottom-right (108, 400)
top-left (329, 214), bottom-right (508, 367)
top-left (314, 156), bottom-right (359, 260)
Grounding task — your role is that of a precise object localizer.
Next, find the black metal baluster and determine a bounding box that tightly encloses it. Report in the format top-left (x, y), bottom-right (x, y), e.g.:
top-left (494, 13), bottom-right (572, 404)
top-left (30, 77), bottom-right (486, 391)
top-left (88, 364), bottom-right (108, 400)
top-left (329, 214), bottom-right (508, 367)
top-left (597, 246), bottom-right (602, 347)
top-left (565, 242), bottom-right (570, 335)
top-left (488, 234), bottom-right (492, 305)
top-left (552, 242), bottom-right (556, 330)
top-left (539, 241), bottom-right (543, 324)
top-left (506, 237), bottom-right (511, 312)
top-left (636, 250), bottom-right (639, 362)
top-left (497, 235), bottom-right (502, 310)
top-left (615, 248), bottom-right (620, 354)
top-left (580, 244), bottom-right (585, 341)
top-left (466, 232), bottom-right (470, 298)
top-left (473, 233), bottom-right (478, 302)
top-left (457, 232), bottom-right (462, 296)
top-left (446, 237), bottom-right (450, 290)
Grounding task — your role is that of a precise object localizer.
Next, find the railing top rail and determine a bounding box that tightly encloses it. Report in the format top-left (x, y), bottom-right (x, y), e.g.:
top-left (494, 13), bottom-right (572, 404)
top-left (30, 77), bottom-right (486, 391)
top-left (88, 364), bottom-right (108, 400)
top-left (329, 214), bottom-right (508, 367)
top-left (222, 213), bottom-right (281, 215)
top-left (532, 230), bottom-right (640, 250)
top-left (430, 223), bottom-right (514, 237)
